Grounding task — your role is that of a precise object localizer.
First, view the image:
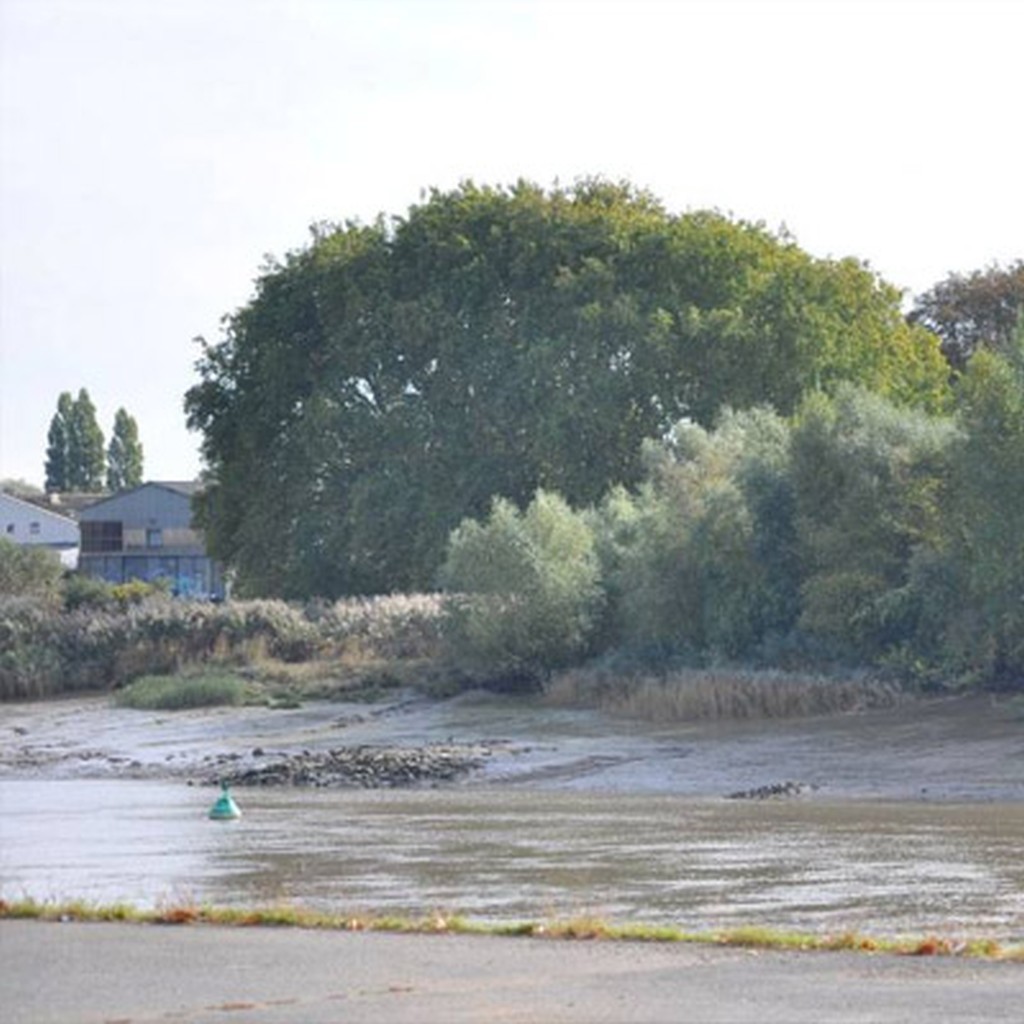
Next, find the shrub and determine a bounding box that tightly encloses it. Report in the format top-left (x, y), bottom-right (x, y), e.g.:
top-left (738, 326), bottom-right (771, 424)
top-left (316, 593), bottom-right (445, 660)
top-left (790, 386), bottom-right (960, 666)
top-left (0, 538), bottom-right (63, 601)
top-left (595, 407), bottom-right (799, 664)
top-left (440, 491), bottom-right (603, 683)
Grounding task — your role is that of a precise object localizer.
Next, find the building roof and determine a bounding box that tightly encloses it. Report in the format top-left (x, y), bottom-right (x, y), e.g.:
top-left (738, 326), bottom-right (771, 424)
top-left (0, 489), bottom-right (79, 527)
top-left (13, 491), bottom-right (105, 519)
top-left (76, 481), bottom-right (203, 515)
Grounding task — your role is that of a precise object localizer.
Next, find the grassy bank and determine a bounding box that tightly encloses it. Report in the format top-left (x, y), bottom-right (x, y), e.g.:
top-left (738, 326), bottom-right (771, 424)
top-left (1, 898), bottom-right (1020, 962)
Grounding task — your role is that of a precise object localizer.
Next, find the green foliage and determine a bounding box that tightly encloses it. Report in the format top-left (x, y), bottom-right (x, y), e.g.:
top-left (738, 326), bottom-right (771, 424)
top-left (593, 407), bottom-right (799, 665)
top-left (440, 490), bottom-right (603, 683)
top-left (186, 179), bottom-right (949, 598)
top-left (44, 392), bottom-right (73, 493)
top-left (66, 388), bottom-right (106, 491)
top-left (0, 538), bottom-right (63, 601)
top-left (62, 574), bottom-right (167, 611)
top-left (113, 671), bottom-right (246, 710)
top-left (789, 386), bottom-right (959, 666)
top-left (106, 408), bottom-right (144, 491)
top-left (46, 389), bottom-right (106, 492)
top-left (933, 327), bottom-right (1024, 682)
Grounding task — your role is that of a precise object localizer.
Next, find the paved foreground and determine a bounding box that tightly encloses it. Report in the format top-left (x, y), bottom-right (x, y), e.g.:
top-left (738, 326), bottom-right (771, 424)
top-left (2, 921), bottom-right (1021, 1023)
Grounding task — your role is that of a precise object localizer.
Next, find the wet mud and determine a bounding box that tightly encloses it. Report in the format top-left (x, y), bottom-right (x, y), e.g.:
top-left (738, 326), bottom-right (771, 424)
top-left (2, 689), bottom-right (1020, 801)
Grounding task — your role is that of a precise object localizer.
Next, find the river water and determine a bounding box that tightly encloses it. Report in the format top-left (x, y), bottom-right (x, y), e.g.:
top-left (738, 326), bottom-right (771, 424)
top-left (1, 693), bottom-right (1023, 941)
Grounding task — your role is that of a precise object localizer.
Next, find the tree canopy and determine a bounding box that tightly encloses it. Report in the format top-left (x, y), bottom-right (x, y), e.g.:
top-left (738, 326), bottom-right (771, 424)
top-left (908, 260), bottom-right (1024, 371)
top-left (186, 179), bottom-right (949, 598)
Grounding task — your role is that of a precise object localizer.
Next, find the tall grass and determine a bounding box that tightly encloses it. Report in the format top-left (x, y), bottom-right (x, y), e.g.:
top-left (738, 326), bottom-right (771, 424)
top-left (0, 593), bottom-right (446, 701)
top-left (545, 666), bottom-right (900, 721)
top-left (113, 672), bottom-right (246, 710)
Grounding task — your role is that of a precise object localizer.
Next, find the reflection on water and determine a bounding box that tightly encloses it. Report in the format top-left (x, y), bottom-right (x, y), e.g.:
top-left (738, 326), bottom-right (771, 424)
top-left (2, 780), bottom-right (1022, 940)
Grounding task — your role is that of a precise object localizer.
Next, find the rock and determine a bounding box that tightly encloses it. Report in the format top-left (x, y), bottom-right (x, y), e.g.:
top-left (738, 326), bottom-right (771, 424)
top-left (726, 780), bottom-right (813, 800)
top-left (201, 742), bottom-right (499, 790)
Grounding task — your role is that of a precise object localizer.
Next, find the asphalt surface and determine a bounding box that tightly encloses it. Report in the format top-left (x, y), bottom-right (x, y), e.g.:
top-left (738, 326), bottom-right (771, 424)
top-left (2, 920), bottom-right (1022, 1023)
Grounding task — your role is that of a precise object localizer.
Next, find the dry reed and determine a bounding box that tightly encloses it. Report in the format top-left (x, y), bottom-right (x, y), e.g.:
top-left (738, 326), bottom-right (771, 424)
top-left (545, 666), bottom-right (900, 722)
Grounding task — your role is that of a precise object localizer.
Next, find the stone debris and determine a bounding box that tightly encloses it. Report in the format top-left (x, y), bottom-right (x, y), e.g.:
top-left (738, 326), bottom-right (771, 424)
top-left (198, 742), bottom-right (499, 789)
top-left (726, 780), bottom-right (814, 800)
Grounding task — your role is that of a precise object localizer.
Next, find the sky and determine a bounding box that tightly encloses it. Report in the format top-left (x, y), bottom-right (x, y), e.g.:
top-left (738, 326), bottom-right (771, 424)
top-left (1, 0), bottom-right (1021, 488)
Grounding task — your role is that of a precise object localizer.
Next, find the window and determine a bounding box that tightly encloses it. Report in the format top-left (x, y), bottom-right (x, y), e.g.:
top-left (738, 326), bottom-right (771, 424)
top-left (81, 521), bottom-right (123, 553)
top-left (146, 528), bottom-right (163, 548)
top-left (29, 522), bottom-right (40, 535)
top-left (5, 523), bottom-right (13, 534)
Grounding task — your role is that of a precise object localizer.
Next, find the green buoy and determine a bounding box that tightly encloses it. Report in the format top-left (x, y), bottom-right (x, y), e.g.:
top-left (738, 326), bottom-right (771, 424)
top-left (209, 782), bottom-right (241, 820)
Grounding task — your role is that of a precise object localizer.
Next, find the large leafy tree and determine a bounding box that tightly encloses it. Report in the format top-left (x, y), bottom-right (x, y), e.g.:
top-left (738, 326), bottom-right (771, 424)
top-left (909, 260), bottom-right (1024, 371)
top-left (106, 408), bottom-right (144, 491)
top-left (187, 180), bottom-right (949, 597)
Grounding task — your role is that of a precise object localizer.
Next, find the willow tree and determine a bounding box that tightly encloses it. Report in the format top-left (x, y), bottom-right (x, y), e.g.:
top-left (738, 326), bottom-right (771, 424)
top-left (186, 179), bottom-right (948, 598)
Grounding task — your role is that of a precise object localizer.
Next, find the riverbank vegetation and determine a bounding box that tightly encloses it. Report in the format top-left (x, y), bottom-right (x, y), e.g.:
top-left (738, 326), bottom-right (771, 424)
top-left (113, 671), bottom-right (248, 710)
top-left (0, 581), bottom-right (444, 701)
top-left (2, 898), bottom-right (1021, 961)
top-left (3, 184), bottom-right (1021, 703)
top-left (2, 340), bottom-right (1022, 703)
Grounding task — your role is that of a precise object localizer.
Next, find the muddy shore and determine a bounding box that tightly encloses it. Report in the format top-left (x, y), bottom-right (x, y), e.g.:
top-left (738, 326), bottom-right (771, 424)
top-left (1, 689), bottom-right (1022, 802)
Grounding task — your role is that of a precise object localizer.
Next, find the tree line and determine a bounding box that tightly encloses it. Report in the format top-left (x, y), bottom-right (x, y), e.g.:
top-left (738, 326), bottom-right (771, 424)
top-left (44, 389), bottom-right (144, 493)
top-left (440, 334), bottom-right (1023, 689)
top-left (185, 179), bottom-right (1022, 687)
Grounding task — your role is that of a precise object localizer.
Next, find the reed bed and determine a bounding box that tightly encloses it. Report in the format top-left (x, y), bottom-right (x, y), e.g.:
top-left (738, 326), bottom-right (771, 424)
top-left (0, 593), bottom-right (446, 701)
top-left (545, 666), bottom-right (901, 721)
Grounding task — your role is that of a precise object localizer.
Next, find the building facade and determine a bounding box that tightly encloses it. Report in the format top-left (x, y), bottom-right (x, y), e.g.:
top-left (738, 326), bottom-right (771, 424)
top-left (1, 491), bottom-right (80, 564)
top-left (77, 482), bottom-right (225, 598)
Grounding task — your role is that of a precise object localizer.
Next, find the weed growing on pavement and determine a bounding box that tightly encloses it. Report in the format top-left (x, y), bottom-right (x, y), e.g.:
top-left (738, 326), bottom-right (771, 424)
top-left (2, 899), bottom-right (1021, 962)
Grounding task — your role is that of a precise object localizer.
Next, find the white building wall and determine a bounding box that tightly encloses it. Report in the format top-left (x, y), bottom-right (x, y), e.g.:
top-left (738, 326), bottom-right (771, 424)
top-left (0, 492), bottom-right (79, 549)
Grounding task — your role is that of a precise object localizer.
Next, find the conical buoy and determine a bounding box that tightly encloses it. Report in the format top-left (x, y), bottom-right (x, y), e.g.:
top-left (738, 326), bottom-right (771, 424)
top-left (209, 781), bottom-right (241, 820)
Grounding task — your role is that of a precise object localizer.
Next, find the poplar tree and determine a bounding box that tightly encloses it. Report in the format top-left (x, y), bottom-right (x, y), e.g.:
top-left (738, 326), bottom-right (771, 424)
top-left (106, 408), bottom-right (144, 491)
top-left (44, 389), bottom-right (106, 491)
top-left (44, 391), bottom-right (74, 492)
top-left (66, 389), bottom-right (105, 490)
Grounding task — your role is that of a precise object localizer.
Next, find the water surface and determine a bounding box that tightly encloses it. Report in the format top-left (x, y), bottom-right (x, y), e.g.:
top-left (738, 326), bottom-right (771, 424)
top-left (2, 779), bottom-right (1021, 941)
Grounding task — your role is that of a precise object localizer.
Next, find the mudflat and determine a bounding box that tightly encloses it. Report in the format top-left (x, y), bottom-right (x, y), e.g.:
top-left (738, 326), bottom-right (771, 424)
top-left (2, 689), bottom-right (1023, 801)
top-left (3, 919), bottom-right (1022, 1024)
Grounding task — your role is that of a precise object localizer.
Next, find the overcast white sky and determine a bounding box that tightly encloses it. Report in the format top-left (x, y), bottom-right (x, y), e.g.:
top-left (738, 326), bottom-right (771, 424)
top-left (1, 0), bottom-right (1021, 488)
